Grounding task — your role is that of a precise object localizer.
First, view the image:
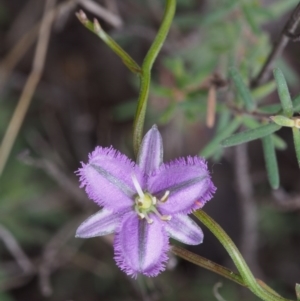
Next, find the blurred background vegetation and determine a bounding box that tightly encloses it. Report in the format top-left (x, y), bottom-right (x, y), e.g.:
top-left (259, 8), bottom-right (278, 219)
top-left (1, 0), bottom-right (300, 300)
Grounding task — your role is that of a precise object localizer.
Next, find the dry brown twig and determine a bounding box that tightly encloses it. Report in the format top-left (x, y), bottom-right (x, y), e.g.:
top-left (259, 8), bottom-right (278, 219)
top-left (19, 150), bottom-right (88, 207)
top-left (272, 188), bottom-right (300, 211)
top-left (104, 0), bottom-right (120, 16)
top-left (0, 269), bottom-right (35, 291)
top-left (0, 0), bottom-right (123, 178)
top-left (251, 2), bottom-right (300, 88)
top-left (38, 218), bottom-right (83, 296)
top-left (0, 0), bottom-right (77, 93)
top-left (0, 224), bottom-right (35, 274)
top-left (234, 143), bottom-right (262, 277)
top-left (206, 85), bottom-right (217, 128)
top-left (77, 0), bottom-right (123, 28)
top-left (0, 0), bottom-right (57, 178)
top-left (0, 25), bottom-right (39, 92)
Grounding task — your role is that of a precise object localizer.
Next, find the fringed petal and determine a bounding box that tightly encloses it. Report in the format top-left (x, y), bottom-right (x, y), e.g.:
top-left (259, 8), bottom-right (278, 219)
top-left (165, 214), bottom-right (203, 245)
top-left (148, 156), bottom-right (216, 214)
top-left (137, 125), bottom-right (163, 175)
top-left (77, 147), bottom-right (145, 212)
top-left (114, 213), bottom-right (169, 277)
top-left (76, 208), bottom-right (121, 238)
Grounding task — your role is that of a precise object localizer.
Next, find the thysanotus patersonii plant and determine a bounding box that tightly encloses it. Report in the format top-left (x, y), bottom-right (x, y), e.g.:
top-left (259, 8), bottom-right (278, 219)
top-left (74, 1), bottom-right (300, 301)
top-left (2, 1), bottom-right (300, 300)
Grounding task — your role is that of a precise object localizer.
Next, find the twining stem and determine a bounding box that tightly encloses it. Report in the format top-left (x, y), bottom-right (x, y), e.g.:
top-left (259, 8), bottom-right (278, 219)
top-left (171, 245), bottom-right (281, 297)
top-left (194, 210), bottom-right (293, 301)
top-left (171, 245), bottom-right (244, 286)
top-left (77, 1), bottom-right (176, 155)
top-left (133, 0), bottom-right (176, 156)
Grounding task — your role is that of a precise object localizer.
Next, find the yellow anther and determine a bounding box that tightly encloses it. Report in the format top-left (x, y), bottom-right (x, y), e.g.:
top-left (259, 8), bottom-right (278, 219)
top-left (160, 190), bottom-right (170, 202)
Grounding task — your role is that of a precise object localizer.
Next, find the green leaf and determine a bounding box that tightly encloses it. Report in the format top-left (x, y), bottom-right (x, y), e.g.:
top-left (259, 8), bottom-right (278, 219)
top-left (221, 123), bottom-right (281, 147)
top-left (164, 57), bottom-right (185, 78)
top-left (152, 83), bottom-right (173, 98)
top-left (242, 116), bottom-right (286, 150)
top-left (242, 116), bottom-right (260, 129)
top-left (252, 81), bottom-right (276, 101)
top-left (270, 115), bottom-right (295, 127)
top-left (208, 111), bottom-right (232, 161)
top-left (229, 67), bottom-right (255, 111)
top-left (273, 67), bottom-right (293, 118)
top-left (159, 103), bottom-right (177, 124)
top-left (241, 3), bottom-right (259, 34)
top-left (293, 94), bottom-right (300, 112)
top-left (216, 110), bottom-right (231, 133)
top-left (272, 135), bottom-right (287, 151)
top-left (262, 135), bottom-right (279, 189)
top-left (292, 127), bottom-right (300, 168)
top-left (296, 283), bottom-right (300, 301)
top-left (258, 94), bottom-right (300, 114)
top-left (200, 1), bottom-right (239, 27)
top-left (258, 103), bottom-right (281, 114)
top-left (268, 1), bottom-right (299, 20)
top-left (200, 117), bottom-right (242, 158)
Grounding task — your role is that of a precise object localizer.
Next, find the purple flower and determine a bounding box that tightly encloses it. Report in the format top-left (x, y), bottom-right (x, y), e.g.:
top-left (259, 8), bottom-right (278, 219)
top-left (76, 125), bottom-right (216, 277)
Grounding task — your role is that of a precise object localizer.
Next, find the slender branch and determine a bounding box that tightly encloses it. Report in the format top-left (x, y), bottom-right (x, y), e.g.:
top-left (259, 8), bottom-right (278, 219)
top-left (38, 218), bottom-right (82, 296)
top-left (226, 102), bottom-right (271, 121)
top-left (76, 10), bottom-right (142, 75)
top-left (0, 25), bottom-right (39, 92)
top-left (0, 224), bottom-right (35, 273)
top-left (251, 2), bottom-right (300, 88)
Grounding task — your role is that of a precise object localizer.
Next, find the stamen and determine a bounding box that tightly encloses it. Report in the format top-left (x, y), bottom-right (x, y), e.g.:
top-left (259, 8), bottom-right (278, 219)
top-left (152, 207), bottom-right (172, 221)
top-left (160, 190), bottom-right (170, 202)
top-left (152, 196), bottom-right (157, 205)
top-left (135, 206), bottom-right (145, 219)
top-left (144, 214), bottom-right (153, 224)
top-left (131, 174), bottom-right (144, 198)
top-left (138, 213), bottom-right (145, 219)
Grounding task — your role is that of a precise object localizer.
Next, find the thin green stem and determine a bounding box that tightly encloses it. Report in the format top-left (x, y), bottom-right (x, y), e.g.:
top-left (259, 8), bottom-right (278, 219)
top-left (76, 10), bottom-right (142, 75)
top-left (194, 210), bottom-right (294, 301)
top-left (171, 245), bottom-right (245, 286)
top-left (133, 0), bottom-right (176, 156)
top-left (171, 245), bottom-right (281, 297)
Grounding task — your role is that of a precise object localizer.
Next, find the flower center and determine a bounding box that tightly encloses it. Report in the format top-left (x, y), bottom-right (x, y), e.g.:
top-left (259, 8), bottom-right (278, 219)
top-left (131, 174), bottom-right (171, 224)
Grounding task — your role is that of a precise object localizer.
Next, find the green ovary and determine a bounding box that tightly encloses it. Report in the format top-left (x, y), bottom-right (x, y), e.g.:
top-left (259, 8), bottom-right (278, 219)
top-left (136, 193), bottom-right (154, 211)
